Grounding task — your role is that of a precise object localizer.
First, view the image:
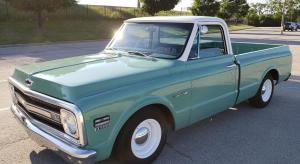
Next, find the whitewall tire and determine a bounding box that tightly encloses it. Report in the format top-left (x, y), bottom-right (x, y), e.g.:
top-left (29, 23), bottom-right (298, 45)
top-left (113, 108), bottom-right (167, 164)
top-left (249, 74), bottom-right (274, 108)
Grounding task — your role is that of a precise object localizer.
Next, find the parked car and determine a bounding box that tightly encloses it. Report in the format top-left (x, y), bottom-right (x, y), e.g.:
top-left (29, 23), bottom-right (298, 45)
top-left (296, 22), bottom-right (300, 29)
top-left (283, 22), bottom-right (298, 31)
top-left (9, 16), bottom-right (292, 164)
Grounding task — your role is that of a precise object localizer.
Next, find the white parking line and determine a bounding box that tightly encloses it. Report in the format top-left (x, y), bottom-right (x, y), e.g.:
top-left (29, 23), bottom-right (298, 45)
top-left (0, 79), bottom-right (7, 83)
top-left (0, 107), bottom-right (10, 111)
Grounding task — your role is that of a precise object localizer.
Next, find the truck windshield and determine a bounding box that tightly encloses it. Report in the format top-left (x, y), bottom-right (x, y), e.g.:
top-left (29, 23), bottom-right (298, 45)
top-left (108, 22), bottom-right (194, 59)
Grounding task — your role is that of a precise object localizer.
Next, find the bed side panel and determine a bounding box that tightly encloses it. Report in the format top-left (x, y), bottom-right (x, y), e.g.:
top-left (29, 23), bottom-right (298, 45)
top-left (235, 45), bottom-right (292, 103)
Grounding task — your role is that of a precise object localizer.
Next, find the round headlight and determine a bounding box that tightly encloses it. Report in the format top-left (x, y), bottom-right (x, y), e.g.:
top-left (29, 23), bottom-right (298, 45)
top-left (60, 109), bottom-right (78, 138)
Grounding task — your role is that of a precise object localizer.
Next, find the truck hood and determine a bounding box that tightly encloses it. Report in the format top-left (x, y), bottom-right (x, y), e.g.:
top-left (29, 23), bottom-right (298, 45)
top-left (12, 52), bottom-right (176, 103)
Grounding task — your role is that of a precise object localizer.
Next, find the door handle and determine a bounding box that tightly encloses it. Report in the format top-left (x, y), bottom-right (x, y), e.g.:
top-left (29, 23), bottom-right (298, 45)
top-left (173, 91), bottom-right (189, 98)
top-left (227, 64), bottom-right (236, 68)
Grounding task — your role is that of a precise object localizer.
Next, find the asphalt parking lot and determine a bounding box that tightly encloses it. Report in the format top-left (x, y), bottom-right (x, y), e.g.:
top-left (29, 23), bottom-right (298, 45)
top-left (0, 27), bottom-right (300, 164)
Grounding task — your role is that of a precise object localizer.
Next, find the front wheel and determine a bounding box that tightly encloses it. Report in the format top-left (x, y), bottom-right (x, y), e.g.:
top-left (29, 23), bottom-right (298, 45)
top-left (113, 109), bottom-right (168, 164)
top-left (249, 74), bottom-right (274, 108)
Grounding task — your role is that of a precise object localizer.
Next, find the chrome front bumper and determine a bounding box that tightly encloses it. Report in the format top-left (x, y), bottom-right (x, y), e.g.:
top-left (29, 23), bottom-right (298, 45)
top-left (11, 104), bottom-right (97, 164)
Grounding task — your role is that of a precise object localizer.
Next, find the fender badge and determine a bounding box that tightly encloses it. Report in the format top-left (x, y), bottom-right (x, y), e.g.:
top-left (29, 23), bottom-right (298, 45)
top-left (25, 78), bottom-right (33, 87)
top-left (94, 115), bottom-right (110, 131)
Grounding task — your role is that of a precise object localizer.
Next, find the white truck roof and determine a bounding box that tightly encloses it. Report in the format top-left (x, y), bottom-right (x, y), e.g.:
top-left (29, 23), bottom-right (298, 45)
top-left (126, 16), bottom-right (225, 24)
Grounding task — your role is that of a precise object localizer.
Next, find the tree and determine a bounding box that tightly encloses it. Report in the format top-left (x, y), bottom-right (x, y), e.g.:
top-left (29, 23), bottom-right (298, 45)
top-left (236, 1), bottom-right (250, 20)
top-left (267, 0), bottom-right (283, 15)
top-left (247, 0), bottom-right (300, 27)
top-left (219, 0), bottom-right (249, 21)
top-left (137, 0), bottom-right (141, 8)
top-left (247, 8), bottom-right (259, 26)
top-left (190, 0), bottom-right (220, 16)
top-left (252, 2), bottom-right (267, 15)
top-left (140, 0), bottom-right (180, 16)
top-left (297, 15), bottom-right (300, 22)
top-left (10, 0), bottom-right (75, 29)
top-left (218, 0), bottom-right (233, 20)
top-left (285, 0), bottom-right (300, 21)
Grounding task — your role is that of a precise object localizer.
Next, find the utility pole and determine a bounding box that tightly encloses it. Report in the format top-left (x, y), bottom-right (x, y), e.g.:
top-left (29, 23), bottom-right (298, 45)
top-left (137, 0), bottom-right (140, 8)
top-left (281, 0), bottom-right (287, 35)
top-left (5, 0), bottom-right (9, 20)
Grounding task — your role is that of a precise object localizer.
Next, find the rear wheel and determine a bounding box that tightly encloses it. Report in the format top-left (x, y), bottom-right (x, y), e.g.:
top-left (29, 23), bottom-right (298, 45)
top-left (113, 108), bottom-right (168, 164)
top-left (249, 74), bottom-right (274, 108)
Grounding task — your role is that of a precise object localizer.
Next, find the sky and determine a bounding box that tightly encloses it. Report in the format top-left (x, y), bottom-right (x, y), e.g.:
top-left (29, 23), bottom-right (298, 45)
top-left (78, 0), bottom-right (267, 10)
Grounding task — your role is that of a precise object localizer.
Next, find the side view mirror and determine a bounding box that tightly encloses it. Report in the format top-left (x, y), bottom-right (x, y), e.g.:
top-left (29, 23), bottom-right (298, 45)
top-left (200, 25), bottom-right (208, 34)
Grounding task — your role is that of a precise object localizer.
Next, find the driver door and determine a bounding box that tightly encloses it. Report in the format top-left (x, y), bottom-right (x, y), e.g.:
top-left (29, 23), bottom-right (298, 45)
top-left (186, 24), bottom-right (238, 124)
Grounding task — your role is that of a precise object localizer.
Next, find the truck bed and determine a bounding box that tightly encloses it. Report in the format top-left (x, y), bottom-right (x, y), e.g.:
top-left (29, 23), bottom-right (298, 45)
top-left (232, 42), bottom-right (292, 103)
top-left (232, 42), bottom-right (282, 55)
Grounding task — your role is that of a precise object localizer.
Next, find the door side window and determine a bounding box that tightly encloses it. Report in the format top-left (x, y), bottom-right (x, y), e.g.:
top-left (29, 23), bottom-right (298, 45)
top-left (189, 25), bottom-right (227, 60)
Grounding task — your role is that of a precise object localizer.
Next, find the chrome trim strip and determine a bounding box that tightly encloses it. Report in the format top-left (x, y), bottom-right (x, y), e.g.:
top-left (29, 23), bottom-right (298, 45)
top-left (15, 92), bottom-right (61, 124)
top-left (11, 104), bottom-right (96, 163)
top-left (25, 104), bottom-right (52, 118)
top-left (8, 77), bottom-right (87, 146)
top-left (16, 93), bottom-right (52, 118)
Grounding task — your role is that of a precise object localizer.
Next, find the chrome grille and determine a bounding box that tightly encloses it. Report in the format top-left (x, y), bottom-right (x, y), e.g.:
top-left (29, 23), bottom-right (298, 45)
top-left (9, 77), bottom-right (87, 146)
top-left (12, 86), bottom-right (64, 132)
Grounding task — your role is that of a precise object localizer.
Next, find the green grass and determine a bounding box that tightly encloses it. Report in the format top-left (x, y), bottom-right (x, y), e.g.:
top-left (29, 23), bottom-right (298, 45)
top-left (0, 4), bottom-right (193, 45)
top-left (0, 5), bottom-right (253, 45)
top-left (0, 4), bottom-right (190, 21)
top-left (228, 24), bottom-right (253, 31)
top-left (0, 4), bottom-right (252, 45)
top-left (0, 19), bottom-right (123, 45)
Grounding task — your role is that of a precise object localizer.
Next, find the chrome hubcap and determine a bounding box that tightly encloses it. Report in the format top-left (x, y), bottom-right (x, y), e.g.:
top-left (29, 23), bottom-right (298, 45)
top-left (261, 79), bottom-right (272, 102)
top-left (262, 86), bottom-right (266, 95)
top-left (134, 127), bottom-right (149, 145)
top-left (131, 119), bottom-right (162, 159)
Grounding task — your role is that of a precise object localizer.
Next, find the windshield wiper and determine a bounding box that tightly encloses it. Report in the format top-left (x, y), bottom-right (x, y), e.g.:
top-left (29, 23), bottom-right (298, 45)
top-left (127, 51), bottom-right (149, 57)
top-left (103, 48), bottom-right (124, 57)
top-left (127, 51), bottom-right (157, 61)
top-left (105, 49), bottom-right (157, 60)
top-left (105, 47), bottom-right (122, 51)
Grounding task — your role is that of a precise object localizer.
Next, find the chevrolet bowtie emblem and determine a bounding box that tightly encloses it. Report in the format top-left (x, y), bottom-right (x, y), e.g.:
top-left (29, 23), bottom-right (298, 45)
top-left (25, 78), bottom-right (33, 87)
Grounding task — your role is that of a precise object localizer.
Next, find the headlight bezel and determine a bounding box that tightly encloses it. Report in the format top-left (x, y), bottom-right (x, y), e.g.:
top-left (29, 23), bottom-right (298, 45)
top-left (60, 108), bottom-right (79, 139)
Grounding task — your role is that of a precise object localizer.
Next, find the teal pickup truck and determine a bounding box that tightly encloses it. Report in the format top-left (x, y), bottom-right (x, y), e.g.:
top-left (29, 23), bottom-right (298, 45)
top-left (9, 16), bottom-right (292, 164)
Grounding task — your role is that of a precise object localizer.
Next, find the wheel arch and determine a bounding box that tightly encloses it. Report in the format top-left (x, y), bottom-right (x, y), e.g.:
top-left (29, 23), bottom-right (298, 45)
top-left (250, 67), bottom-right (280, 100)
top-left (136, 103), bottom-right (176, 130)
top-left (109, 97), bottom-right (176, 156)
top-left (262, 68), bottom-right (279, 84)
top-left (268, 69), bottom-right (279, 83)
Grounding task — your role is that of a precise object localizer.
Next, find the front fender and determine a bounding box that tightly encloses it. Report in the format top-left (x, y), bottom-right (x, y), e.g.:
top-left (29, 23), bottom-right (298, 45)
top-left (79, 95), bottom-right (176, 161)
top-left (106, 95), bottom-right (175, 152)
